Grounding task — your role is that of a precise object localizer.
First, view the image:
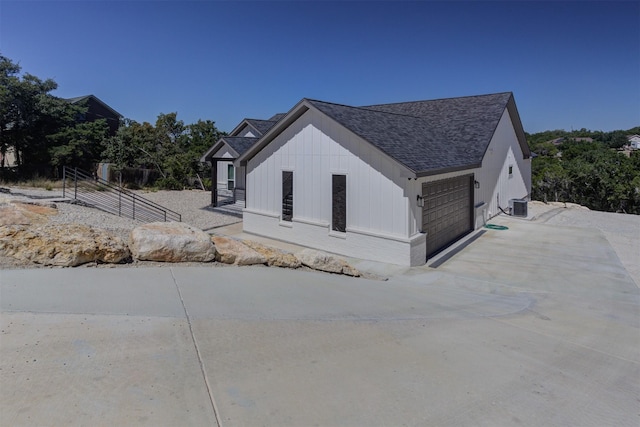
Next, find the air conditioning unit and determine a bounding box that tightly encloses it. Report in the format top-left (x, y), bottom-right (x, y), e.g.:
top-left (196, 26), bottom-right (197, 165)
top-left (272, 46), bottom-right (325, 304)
top-left (509, 199), bottom-right (528, 217)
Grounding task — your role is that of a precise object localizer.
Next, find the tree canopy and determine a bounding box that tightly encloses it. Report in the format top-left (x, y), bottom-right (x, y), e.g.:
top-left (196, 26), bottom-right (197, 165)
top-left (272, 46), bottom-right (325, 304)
top-left (1, 54), bottom-right (225, 189)
top-left (1, 55), bottom-right (87, 176)
top-left (528, 128), bottom-right (640, 214)
top-left (101, 114), bottom-right (224, 189)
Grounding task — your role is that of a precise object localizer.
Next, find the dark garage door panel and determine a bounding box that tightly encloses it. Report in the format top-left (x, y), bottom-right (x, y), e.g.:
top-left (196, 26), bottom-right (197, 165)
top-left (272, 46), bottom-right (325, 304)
top-left (422, 175), bottom-right (473, 258)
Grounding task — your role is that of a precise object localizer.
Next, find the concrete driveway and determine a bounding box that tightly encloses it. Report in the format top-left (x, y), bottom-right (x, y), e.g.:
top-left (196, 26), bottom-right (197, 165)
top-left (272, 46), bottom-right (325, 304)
top-left (1, 214), bottom-right (639, 426)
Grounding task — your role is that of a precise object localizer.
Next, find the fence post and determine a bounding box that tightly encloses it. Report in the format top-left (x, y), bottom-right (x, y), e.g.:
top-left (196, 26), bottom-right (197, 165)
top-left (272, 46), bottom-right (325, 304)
top-left (132, 194), bottom-right (135, 220)
top-left (74, 168), bottom-right (78, 199)
top-left (62, 167), bottom-right (66, 197)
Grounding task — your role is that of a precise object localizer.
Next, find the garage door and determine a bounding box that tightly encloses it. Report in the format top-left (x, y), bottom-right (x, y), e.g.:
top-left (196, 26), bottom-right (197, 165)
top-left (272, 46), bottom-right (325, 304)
top-left (422, 175), bottom-right (474, 258)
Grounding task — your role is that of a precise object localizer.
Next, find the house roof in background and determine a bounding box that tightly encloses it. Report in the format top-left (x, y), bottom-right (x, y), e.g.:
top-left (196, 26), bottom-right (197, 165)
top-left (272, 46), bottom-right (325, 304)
top-left (201, 113), bottom-right (286, 162)
top-left (66, 94), bottom-right (123, 118)
top-left (200, 136), bottom-right (259, 162)
top-left (230, 115), bottom-right (284, 138)
top-left (245, 118), bottom-right (280, 136)
top-left (222, 136), bottom-right (259, 156)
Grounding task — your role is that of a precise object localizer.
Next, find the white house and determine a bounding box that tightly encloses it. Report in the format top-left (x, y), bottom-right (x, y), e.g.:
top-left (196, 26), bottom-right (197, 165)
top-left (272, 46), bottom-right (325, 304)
top-left (628, 135), bottom-right (640, 150)
top-left (228, 92), bottom-right (531, 266)
top-left (200, 115), bottom-right (284, 206)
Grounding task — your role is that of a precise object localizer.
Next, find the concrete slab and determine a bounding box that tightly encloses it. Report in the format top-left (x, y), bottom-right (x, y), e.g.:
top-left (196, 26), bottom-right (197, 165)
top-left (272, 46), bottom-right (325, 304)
top-left (1, 210), bottom-right (638, 426)
top-left (1, 268), bottom-right (185, 317)
top-left (0, 268), bottom-right (217, 426)
top-left (1, 312), bottom-right (215, 426)
top-left (168, 262), bottom-right (638, 427)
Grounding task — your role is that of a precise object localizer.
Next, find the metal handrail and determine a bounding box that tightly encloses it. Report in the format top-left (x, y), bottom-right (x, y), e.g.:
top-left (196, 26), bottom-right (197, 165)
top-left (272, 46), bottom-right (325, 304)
top-left (62, 166), bottom-right (181, 222)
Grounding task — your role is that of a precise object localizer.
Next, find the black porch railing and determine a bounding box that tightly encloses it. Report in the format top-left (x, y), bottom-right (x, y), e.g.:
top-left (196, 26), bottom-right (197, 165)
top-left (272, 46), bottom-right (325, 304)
top-left (62, 166), bottom-right (181, 223)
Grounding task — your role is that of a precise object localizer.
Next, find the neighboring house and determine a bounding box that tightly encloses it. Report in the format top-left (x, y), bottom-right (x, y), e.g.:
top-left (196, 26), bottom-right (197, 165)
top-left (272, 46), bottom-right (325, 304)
top-left (200, 114), bottom-right (285, 206)
top-left (628, 135), bottom-right (640, 149)
top-left (67, 95), bottom-right (122, 135)
top-left (233, 92), bottom-right (531, 266)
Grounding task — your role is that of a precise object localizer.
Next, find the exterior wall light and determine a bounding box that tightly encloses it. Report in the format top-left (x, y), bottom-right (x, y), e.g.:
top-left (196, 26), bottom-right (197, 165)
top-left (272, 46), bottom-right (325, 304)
top-left (416, 194), bottom-right (424, 207)
top-left (474, 180), bottom-right (480, 189)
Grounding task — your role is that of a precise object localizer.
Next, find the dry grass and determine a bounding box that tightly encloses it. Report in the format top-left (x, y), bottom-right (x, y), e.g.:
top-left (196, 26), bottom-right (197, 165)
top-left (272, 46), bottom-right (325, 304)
top-left (1, 178), bottom-right (63, 191)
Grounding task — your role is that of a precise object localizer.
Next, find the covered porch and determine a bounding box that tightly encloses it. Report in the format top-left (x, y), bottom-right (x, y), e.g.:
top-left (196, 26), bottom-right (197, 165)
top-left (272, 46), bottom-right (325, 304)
top-left (201, 136), bottom-right (257, 208)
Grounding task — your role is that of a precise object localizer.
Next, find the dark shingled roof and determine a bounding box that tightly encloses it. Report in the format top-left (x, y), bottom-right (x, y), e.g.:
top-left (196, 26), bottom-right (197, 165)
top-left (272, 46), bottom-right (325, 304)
top-left (244, 119), bottom-right (278, 136)
top-left (221, 136), bottom-right (259, 156)
top-left (66, 94), bottom-right (123, 118)
top-left (306, 92), bottom-right (515, 176)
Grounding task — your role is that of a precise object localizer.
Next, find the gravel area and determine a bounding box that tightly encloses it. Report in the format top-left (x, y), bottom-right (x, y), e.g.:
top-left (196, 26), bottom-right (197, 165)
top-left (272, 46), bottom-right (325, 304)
top-left (1, 186), bottom-right (240, 240)
top-left (129, 189), bottom-right (242, 232)
top-left (0, 186), bottom-right (244, 269)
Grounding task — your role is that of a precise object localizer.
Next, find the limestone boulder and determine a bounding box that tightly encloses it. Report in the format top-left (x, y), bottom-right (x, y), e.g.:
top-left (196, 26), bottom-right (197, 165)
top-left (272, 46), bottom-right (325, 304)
top-left (242, 240), bottom-right (301, 269)
top-left (296, 249), bottom-right (360, 277)
top-left (0, 224), bottom-right (130, 267)
top-left (211, 236), bottom-right (267, 266)
top-left (0, 201), bottom-right (58, 226)
top-left (129, 222), bottom-right (216, 262)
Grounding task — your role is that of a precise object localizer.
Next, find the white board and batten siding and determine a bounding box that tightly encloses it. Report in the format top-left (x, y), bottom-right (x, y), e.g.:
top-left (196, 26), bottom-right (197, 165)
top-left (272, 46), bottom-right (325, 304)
top-left (473, 108), bottom-right (531, 227)
top-left (243, 108), bottom-right (425, 266)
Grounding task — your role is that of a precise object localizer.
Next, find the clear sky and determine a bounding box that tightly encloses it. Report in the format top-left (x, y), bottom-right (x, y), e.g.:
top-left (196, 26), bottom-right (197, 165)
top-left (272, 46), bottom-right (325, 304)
top-left (1, 0), bottom-right (638, 134)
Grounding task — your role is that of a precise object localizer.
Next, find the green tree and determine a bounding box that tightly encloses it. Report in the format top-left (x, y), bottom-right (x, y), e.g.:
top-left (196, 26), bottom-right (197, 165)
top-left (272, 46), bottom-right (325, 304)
top-left (0, 55), bottom-right (83, 177)
top-left (101, 113), bottom-right (224, 189)
top-left (183, 119), bottom-right (224, 179)
top-left (531, 157), bottom-right (570, 203)
top-left (48, 119), bottom-right (109, 174)
top-left (608, 130), bottom-right (630, 149)
top-left (529, 127), bottom-right (640, 214)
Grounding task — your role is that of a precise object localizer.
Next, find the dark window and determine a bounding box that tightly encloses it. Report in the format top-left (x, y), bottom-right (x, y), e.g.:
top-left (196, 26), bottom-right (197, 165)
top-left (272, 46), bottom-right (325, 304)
top-left (282, 171), bottom-right (293, 221)
top-left (508, 165), bottom-right (513, 176)
top-left (227, 164), bottom-right (235, 190)
top-left (332, 175), bottom-right (346, 232)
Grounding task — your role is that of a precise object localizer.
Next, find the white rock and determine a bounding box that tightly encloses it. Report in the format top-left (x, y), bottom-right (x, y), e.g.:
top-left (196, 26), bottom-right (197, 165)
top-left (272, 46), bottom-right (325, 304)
top-left (129, 222), bottom-right (216, 262)
top-left (211, 236), bottom-right (267, 266)
top-left (242, 240), bottom-right (301, 269)
top-left (296, 249), bottom-right (360, 277)
top-left (0, 224), bottom-right (130, 267)
top-left (0, 201), bottom-right (58, 226)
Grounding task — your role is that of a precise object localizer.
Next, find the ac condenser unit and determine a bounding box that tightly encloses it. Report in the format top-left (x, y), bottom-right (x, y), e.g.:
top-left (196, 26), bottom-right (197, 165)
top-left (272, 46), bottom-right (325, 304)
top-left (509, 199), bottom-right (528, 217)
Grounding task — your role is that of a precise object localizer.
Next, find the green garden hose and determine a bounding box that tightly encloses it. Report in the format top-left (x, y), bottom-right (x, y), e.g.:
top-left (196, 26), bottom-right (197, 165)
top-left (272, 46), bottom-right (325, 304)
top-left (484, 224), bottom-right (509, 230)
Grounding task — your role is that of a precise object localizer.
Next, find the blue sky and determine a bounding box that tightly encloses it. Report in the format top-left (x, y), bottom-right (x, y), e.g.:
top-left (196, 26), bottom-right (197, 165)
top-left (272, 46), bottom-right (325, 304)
top-left (1, 1), bottom-right (638, 133)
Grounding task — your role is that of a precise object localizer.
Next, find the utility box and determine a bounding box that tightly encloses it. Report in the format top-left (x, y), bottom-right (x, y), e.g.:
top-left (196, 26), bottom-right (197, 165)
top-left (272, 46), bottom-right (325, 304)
top-left (509, 199), bottom-right (528, 217)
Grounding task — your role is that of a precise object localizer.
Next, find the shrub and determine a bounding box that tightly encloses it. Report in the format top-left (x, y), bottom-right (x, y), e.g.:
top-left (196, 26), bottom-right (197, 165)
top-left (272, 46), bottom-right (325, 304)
top-left (202, 178), bottom-right (212, 190)
top-left (155, 176), bottom-right (183, 190)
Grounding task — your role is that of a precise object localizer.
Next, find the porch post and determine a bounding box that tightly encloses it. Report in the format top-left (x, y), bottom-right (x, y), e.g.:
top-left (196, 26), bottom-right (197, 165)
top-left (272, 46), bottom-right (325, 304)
top-left (211, 159), bottom-right (218, 207)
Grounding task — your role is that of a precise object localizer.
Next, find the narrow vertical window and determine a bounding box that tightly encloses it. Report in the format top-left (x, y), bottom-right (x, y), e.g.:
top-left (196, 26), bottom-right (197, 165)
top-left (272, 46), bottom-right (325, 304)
top-left (282, 171), bottom-right (293, 222)
top-left (227, 164), bottom-right (235, 190)
top-left (332, 174), bottom-right (346, 232)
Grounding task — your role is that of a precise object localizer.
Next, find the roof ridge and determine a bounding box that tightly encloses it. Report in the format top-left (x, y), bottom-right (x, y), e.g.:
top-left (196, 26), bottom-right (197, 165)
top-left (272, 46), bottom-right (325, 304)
top-left (306, 98), bottom-right (427, 120)
top-left (245, 118), bottom-right (277, 122)
top-left (222, 135), bottom-right (259, 139)
top-left (363, 91), bottom-right (512, 108)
